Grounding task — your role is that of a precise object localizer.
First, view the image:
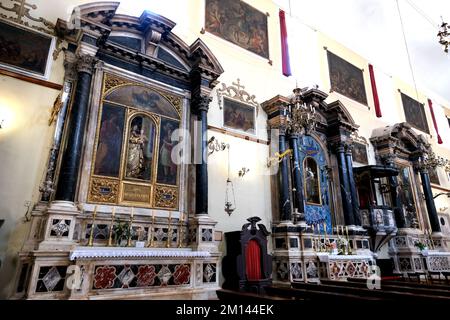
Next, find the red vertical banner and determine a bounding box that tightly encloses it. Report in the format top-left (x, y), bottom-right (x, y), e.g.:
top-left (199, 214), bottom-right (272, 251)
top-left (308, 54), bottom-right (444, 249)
top-left (369, 64), bottom-right (382, 118)
top-left (428, 98), bottom-right (443, 144)
top-left (279, 10), bottom-right (291, 77)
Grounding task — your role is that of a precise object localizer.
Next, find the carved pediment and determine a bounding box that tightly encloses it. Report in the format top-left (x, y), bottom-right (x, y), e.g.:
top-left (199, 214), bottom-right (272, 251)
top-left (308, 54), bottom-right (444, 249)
top-left (56, 2), bottom-right (224, 87)
top-left (370, 122), bottom-right (430, 157)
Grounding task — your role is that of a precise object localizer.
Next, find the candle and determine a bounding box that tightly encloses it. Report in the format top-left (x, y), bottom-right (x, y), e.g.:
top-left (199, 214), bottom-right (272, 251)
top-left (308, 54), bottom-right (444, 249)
top-left (323, 222), bottom-right (327, 239)
top-left (169, 211), bottom-right (172, 222)
top-left (107, 207), bottom-right (115, 247)
top-left (131, 207), bottom-right (134, 218)
top-left (179, 212), bottom-right (183, 222)
top-left (88, 205), bottom-right (98, 246)
top-left (311, 224), bottom-right (315, 234)
top-left (345, 226), bottom-right (349, 238)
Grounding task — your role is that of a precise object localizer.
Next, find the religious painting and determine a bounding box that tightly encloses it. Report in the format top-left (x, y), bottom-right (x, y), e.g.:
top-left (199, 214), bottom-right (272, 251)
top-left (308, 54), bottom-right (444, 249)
top-left (105, 85), bottom-right (180, 119)
top-left (223, 97), bottom-right (256, 134)
top-left (205, 0), bottom-right (269, 58)
top-left (401, 93), bottom-right (429, 134)
top-left (0, 19), bottom-right (54, 79)
top-left (352, 142), bottom-right (368, 164)
top-left (94, 104), bottom-right (125, 177)
top-left (398, 166), bottom-right (419, 228)
top-left (125, 115), bottom-right (156, 181)
top-left (429, 168), bottom-right (440, 185)
top-left (327, 51), bottom-right (368, 106)
top-left (157, 118), bottom-right (179, 185)
top-left (304, 157), bottom-right (321, 205)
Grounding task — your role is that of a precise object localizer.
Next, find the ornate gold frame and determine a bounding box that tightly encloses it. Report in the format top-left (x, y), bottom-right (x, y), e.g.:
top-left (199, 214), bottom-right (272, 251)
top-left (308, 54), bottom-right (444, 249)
top-left (87, 73), bottom-right (183, 210)
top-left (303, 156), bottom-right (322, 206)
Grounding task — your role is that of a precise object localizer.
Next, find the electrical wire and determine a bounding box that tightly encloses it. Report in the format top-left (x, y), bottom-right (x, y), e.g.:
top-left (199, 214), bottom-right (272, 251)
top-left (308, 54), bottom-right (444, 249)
top-left (396, 0), bottom-right (422, 108)
top-left (405, 0), bottom-right (439, 28)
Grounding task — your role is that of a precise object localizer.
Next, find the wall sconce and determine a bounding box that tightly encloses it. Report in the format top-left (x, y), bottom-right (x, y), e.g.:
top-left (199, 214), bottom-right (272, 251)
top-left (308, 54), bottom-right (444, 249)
top-left (267, 149), bottom-right (293, 168)
top-left (208, 136), bottom-right (228, 156)
top-left (238, 167), bottom-right (250, 178)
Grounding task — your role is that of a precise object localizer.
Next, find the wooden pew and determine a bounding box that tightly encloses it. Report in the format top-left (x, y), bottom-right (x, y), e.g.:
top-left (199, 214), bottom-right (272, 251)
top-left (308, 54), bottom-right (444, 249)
top-left (264, 285), bottom-right (384, 302)
top-left (320, 279), bottom-right (450, 298)
top-left (291, 281), bottom-right (450, 302)
top-left (216, 289), bottom-right (292, 301)
top-left (348, 277), bottom-right (450, 291)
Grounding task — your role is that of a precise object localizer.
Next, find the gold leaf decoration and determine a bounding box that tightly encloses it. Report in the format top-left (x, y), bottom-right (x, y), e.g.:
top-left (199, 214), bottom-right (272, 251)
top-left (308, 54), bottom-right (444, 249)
top-left (103, 74), bottom-right (132, 94)
top-left (160, 92), bottom-right (182, 117)
top-left (88, 178), bottom-right (119, 204)
top-left (154, 185), bottom-right (178, 209)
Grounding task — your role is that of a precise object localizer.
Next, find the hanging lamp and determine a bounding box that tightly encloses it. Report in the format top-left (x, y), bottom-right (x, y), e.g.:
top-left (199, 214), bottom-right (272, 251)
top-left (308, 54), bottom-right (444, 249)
top-left (224, 144), bottom-right (236, 216)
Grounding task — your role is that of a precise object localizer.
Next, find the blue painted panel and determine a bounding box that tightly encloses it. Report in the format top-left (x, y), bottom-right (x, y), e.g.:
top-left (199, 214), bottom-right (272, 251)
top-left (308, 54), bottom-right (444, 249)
top-left (298, 135), bottom-right (332, 234)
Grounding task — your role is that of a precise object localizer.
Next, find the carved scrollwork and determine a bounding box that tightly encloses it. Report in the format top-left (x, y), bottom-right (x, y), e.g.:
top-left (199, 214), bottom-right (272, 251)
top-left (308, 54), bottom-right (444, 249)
top-left (216, 78), bottom-right (260, 115)
top-left (0, 0), bottom-right (55, 35)
top-left (154, 185), bottom-right (178, 209)
top-left (77, 54), bottom-right (97, 75)
top-left (160, 92), bottom-right (182, 117)
top-left (88, 178), bottom-right (119, 204)
top-left (103, 74), bottom-right (132, 94)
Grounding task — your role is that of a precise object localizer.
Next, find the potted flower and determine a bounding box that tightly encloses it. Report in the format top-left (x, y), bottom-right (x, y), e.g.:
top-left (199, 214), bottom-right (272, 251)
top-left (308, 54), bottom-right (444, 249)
top-left (414, 241), bottom-right (428, 255)
top-left (113, 221), bottom-right (131, 246)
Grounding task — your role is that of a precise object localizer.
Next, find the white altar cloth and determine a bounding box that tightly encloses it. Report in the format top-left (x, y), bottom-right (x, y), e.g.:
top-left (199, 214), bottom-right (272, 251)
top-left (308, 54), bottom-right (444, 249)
top-left (70, 246), bottom-right (211, 260)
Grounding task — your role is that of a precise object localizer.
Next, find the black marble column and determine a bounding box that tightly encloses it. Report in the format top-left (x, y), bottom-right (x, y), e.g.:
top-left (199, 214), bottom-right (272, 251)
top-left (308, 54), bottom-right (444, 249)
top-left (382, 156), bottom-right (406, 228)
top-left (420, 168), bottom-right (441, 232)
top-left (336, 143), bottom-right (354, 225)
top-left (55, 54), bottom-right (96, 201)
top-left (279, 130), bottom-right (292, 221)
top-left (345, 146), bottom-right (361, 225)
top-left (194, 95), bottom-right (211, 215)
top-left (289, 133), bottom-right (304, 215)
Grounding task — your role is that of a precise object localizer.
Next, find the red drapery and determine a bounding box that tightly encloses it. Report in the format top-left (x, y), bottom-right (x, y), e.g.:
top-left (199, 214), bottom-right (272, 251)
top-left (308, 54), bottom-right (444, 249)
top-left (369, 64), bottom-right (382, 118)
top-left (279, 10), bottom-right (291, 77)
top-left (245, 240), bottom-right (262, 280)
top-left (428, 98), bottom-right (443, 144)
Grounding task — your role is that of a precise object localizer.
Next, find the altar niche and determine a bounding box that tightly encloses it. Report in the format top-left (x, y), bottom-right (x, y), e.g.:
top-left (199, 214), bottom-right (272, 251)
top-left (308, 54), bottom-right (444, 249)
top-left (298, 135), bottom-right (332, 234)
top-left (88, 74), bottom-right (182, 210)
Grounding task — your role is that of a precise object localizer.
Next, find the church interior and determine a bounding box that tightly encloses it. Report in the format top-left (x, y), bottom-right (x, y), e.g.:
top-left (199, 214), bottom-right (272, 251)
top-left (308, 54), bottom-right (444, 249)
top-left (0, 0), bottom-right (450, 302)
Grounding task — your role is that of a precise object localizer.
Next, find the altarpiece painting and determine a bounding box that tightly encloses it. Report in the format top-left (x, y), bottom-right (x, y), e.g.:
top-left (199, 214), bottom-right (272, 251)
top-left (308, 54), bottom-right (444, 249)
top-left (89, 74), bottom-right (181, 209)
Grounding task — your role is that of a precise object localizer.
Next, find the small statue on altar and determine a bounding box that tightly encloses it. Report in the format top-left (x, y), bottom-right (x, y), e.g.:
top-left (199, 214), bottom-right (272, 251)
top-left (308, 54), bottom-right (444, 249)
top-left (126, 125), bottom-right (148, 178)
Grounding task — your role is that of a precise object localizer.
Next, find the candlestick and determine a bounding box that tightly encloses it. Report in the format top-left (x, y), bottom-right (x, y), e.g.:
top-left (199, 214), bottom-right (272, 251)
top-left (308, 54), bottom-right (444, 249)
top-left (88, 205), bottom-right (97, 246)
top-left (166, 211), bottom-right (172, 248)
top-left (107, 207), bottom-right (115, 247)
top-left (178, 212), bottom-right (184, 248)
top-left (127, 207), bottom-right (134, 247)
top-left (147, 210), bottom-right (155, 247)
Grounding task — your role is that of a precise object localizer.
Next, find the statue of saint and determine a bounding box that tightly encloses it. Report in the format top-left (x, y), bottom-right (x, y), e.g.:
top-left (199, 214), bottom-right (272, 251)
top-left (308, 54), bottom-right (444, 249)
top-left (126, 125), bottom-right (148, 178)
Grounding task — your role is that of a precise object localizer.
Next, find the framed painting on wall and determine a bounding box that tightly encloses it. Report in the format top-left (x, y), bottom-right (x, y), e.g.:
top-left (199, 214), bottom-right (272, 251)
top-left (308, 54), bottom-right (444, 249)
top-left (400, 92), bottom-right (430, 134)
top-left (352, 142), bottom-right (369, 164)
top-left (327, 50), bottom-right (368, 106)
top-left (204, 0), bottom-right (269, 59)
top-left (0, 19), bottom-right (54, 80)
top-left (223, 97), bottom-right (256, 135)
top-left (429, 168), bottom-right (440, 185)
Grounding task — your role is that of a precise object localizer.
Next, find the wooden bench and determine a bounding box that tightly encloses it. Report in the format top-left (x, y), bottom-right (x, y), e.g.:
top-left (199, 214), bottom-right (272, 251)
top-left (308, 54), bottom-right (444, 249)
top-left (216, 289), bottom-right (291, 301)
top-left (292, 281), bottom-right (450, 302)
top-left (348, 277), bottom-right (450, 290)
top-left (265, 285), bottom-right (384, 302)
top-left (320, 279), bottom-right (450, 298)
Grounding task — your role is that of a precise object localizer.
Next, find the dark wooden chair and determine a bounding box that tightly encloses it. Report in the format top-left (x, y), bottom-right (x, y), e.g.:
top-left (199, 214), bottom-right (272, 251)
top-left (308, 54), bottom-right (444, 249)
top-left (222, 217), bottom-right (272, 294)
